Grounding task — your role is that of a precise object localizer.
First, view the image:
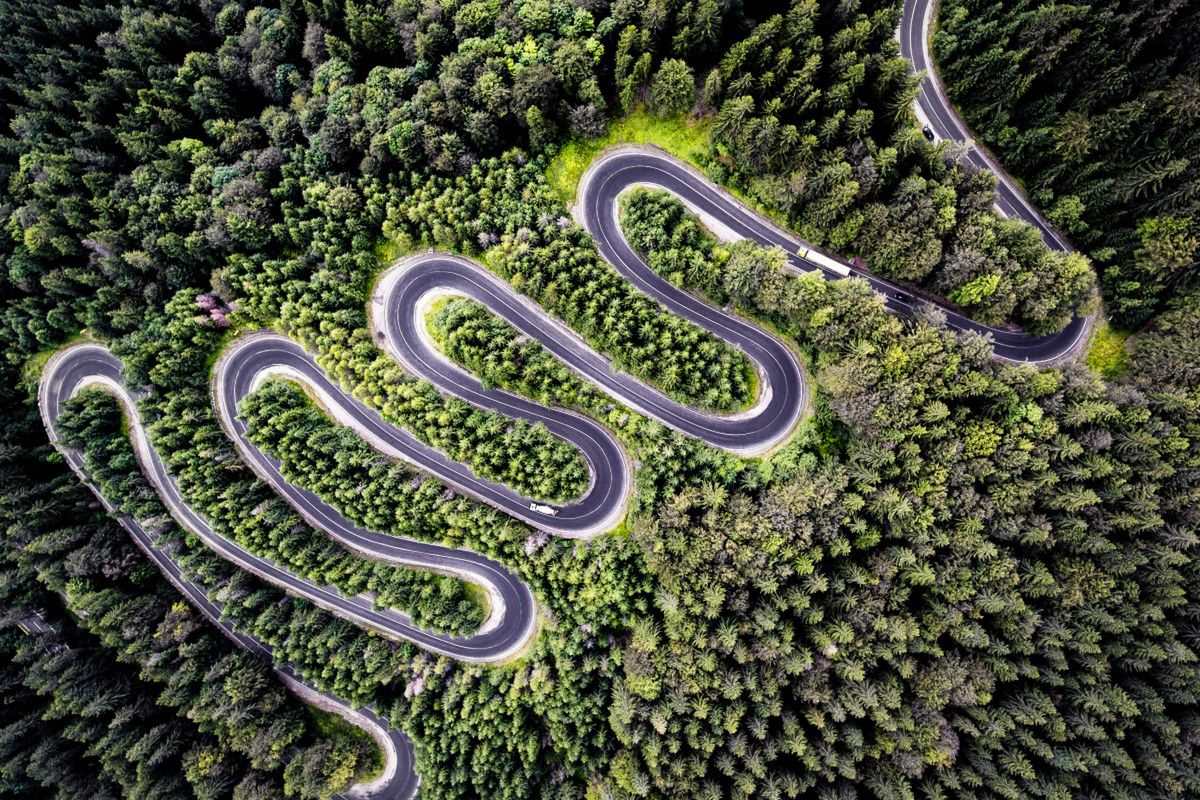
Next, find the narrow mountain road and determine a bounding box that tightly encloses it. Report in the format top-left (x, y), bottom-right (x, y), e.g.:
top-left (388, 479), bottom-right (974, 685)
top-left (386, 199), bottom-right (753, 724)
top-left (899, 0), bottom-right (1070, 250)
top-left (897, 0), bottom-right (1093, 359)
top-left (39, 12), bottom-right (1091, 788)
top-left (38, 344), bottom-right (419, 800)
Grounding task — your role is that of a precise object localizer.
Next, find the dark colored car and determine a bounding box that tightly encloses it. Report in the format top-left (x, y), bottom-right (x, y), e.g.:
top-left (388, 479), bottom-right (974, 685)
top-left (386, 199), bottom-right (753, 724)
top-left (922, 125), bottom-right (936, 142)
top-left (893, 290), bottom-right (913, 304)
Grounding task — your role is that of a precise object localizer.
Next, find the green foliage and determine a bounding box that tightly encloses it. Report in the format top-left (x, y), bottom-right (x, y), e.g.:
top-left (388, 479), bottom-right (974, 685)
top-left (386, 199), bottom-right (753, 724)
top-left (546, 110), bottom-right (714, 203)
top-left (619, 187), bottom-right (727, 297)
top-left (1, 0), bottom-right (1198, 798)
top-left (426, 293), bottom-right (747, 515)
top-left (649, 59), bottom-right (696, 116)
top-left (604, 244), bottom-right (1200, 800)
top-left (695, 0), bottom-right (1096, 332)
top-left (235, 376), bottom-right (659, 798)
top-left (619, 186), bottom-right (795, 315)
top-left (936, 0), bottom-right (1200, 325)
top-left (947, 271), bottom-right (1001, 307)
top-left (67, 387), bottom-right (487, 637)
top-left (0, 390), bottom-right (380, 798)
top-left (379, 152), bottom-right (755, 412)
top-left (1126, 289), bottom-right (1200, 419)
top-left (282, 740), bottom-right (362, 800)
top-left (608, 176), bottom-right (1200, 799)
top-left (1086, 322), bottom-right (1132, 379)
top-left (428, 297), bottom-right (610, 412)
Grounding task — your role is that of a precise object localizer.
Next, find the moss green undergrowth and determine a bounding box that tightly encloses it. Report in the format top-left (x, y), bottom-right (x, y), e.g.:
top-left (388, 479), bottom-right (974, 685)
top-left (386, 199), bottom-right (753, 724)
top-left (1086, 321), bottom-right (1131, 379)
top-left (546, 109), bottom-right (712, 204)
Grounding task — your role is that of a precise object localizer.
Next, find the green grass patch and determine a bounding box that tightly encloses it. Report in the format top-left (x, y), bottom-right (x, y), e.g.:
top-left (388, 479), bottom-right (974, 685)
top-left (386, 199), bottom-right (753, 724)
top-left (22, 332), bottom-right (88, 393)
top-left (374, 233), bottom-right (419, 266)
top-left (204, 324), bottom-right (256, 375)
top-left (462, 579), bottom-right (492, 623)
top-left (366, 233), bottom-right (421, 294)
top-left (1086, 322), bottom-right (1131, 379)
top-left (546, 108), bottom-right (713, 205)
top-left (606, 514), bottom-right (632, 539)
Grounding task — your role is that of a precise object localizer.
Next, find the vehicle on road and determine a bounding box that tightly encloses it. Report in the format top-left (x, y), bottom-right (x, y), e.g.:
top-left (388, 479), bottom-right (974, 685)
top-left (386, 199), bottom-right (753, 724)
top-left (795, 246), bottom-right (852, 277)
top-left (529, 502), bottom-right (558, 516)
top-left (893, 290), bottom-right (913, 304)
top-left (922, 125), bottom-right (936, 142)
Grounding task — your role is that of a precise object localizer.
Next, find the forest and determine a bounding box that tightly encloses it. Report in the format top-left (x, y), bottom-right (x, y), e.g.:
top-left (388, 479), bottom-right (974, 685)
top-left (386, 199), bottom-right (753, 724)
top-left (0, 0), bottom-right (1197, 798)
top-left (935, 0), bottom-right (1200, 325)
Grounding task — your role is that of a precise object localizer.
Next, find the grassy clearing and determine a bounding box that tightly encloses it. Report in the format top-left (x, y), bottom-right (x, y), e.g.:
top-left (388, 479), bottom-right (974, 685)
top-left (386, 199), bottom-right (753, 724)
top-left (546, 108), bottom-right (713, 205)
top-left (1086, 322), bottom-right (1131, 379)
top-left (22, 332), bottom-right (87, 393)
top-left (374, 233), bottom-right (419, 267)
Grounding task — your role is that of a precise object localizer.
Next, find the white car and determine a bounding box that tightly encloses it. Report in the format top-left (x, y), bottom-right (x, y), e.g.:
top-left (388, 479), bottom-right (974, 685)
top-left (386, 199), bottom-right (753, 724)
top-left (528, 502), bottom-right (558, 516)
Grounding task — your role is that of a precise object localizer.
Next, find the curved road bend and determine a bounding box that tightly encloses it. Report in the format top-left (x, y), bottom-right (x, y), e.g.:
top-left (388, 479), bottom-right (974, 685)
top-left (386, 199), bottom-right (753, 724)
top-left (219, 333), bottom-right (630, 539)
top-left (219, 237), bottom-right (808, 538)
top-left (897, 0), bottom-right (1093, 357)
top-left (580, 148), bottom-right (1090, 365)
top-left (43, 344), bottom-right (536, 664)
top-left (38, 343), bottom-right (419, 800)
top-left (375, 253), bottom-right (806, 456)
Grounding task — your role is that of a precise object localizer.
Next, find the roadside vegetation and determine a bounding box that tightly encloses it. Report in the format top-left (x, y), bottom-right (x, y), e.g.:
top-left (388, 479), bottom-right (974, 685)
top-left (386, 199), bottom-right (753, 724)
top-left (66, 382), bottom-right (486, 636)
top-left (606, 192), bottom-right (1200, 799)
top-left (936, 0), bottom-right (1200, 326)
top-left (579, 1), bottom-right (1097, 333)
top-left (1, 0), bottom-right (1198, 799)
top-left (1086, 322), bottom-right (1132, 379)
top-left (0, 391), bottom-right (383, 799)
top-left (546, 110), bottom-right (712, 203)
top-left (382, 154), bottom-right (757, 412)
top-left (619, 187), bottom-right (788, 307)
top-left (427, 296), bottom-right (614, 414)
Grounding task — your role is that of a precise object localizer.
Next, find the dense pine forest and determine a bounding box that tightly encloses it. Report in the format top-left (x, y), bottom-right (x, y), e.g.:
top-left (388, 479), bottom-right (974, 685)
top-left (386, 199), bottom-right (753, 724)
top-left (1, 0), bottom-right (1198, 799)
top-left (935, 0), bottom-right (1200, 325)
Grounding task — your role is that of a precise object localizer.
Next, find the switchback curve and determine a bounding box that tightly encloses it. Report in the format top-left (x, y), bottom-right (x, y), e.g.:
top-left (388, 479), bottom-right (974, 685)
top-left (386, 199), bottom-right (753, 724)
top-left (216, 238), bottom-right (808, 541)
top-left (213, 335), bottom-right (538, 661)
top-left (578, 147), bottom-right (1092, 365)
top-left (897, 0), bottom-right (1094, 360)
top-left (37, 156), bottom-right (817, 794)
top-left (377, 252), bottom-right (807, 459)
top-left (38, 344), bottom-right (419, 800)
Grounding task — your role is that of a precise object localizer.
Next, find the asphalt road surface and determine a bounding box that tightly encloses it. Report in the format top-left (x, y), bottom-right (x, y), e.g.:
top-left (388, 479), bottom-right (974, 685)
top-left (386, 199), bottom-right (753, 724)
top-left (211, 232), bottom-right (809, 538)
top-left (897, 0), bottom-right (1092, 358)
top-left (898, 0), bottom-right (1068, 249)
top-left (45, 343), bottom-right (537, 665)
top-left (38, 187), bottom-right (813, 795)
top-left (38, 344), bottom-right (419, 800)
top-left (219, 330), bottom-right (629, 540)
top-left (38, 178), bottom-right (816, 795)
top-left (37, 6), bottom-right (1090, 789)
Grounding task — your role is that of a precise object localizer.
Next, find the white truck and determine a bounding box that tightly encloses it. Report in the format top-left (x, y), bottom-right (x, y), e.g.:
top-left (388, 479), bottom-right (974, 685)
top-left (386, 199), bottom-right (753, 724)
top-left (796, 246), bottom-right (852, 277)
top-left (529, 502), bottom-right (558, 516)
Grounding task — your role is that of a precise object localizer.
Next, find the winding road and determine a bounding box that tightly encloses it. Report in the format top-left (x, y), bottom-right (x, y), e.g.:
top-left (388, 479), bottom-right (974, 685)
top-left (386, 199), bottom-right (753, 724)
top-left (37, 2), bottom-right (1089, 794)
top-left (899, 0), bottom-right (1069, 250)
top-left (580, 149), bottom-right (1089, 365)
top-left (38, 345), bottom-right (419, 800)
top-left (897, 0), bottom-right (1092, 360)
